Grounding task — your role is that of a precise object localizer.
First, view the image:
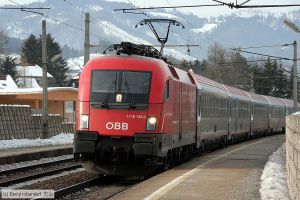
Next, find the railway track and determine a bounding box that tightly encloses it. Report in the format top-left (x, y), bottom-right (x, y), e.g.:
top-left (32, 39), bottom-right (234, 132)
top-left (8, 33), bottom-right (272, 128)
top-left (53, 176), bottom-right (140, 200)
top-left (0, 156), bottom-right (74, 177)
top-left (53, 177), bottom-right (100, 199)
top-left (0, 163), bottom-right (82, 188)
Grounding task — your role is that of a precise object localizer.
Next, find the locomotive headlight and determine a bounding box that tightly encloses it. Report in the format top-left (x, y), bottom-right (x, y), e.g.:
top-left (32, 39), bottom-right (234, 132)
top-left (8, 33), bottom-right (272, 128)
top-left (146, 117), bottom-right (157, 131)
top-left (80, 115), bottom-right (89, 129)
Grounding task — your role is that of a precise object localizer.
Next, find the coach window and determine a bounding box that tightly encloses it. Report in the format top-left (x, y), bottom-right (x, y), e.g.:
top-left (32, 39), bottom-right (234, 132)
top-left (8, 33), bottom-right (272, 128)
top-left (204, 96), bottom-right (206, 116)
top-left (163, 80), bottom-right (169, 101)
top-left (198, 94), bottom-right (201, 114)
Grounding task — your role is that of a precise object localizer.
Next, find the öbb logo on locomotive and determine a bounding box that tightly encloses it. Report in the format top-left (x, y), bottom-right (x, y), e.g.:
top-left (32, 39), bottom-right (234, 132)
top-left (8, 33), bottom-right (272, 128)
top-left (105, 122), bottom-right (129, 130)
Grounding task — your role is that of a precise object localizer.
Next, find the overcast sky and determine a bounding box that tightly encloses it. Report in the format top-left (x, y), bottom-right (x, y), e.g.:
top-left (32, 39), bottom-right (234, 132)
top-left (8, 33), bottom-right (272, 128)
top-left (1, 0), bottom-right (300, 17)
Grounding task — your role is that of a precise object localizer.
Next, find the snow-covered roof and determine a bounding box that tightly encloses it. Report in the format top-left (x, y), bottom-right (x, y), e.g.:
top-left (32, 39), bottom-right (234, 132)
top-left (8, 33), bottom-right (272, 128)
top-left (0, 87), bottom-right (78, 95)
top-left (0, 75), bottom-right (18, 89)
top-left (67, 53), bottom-right (104, 71)
top-left (16, 65), bottom-right (53, 78)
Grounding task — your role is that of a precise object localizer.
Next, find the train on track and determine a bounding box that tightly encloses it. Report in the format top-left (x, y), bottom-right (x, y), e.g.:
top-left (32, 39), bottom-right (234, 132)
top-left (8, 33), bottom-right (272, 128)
top-left (74, 42), bottom-right (296, 176)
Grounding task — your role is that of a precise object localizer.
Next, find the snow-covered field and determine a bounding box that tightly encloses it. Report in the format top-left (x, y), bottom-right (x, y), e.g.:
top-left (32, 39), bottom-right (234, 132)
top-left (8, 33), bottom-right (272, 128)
top-left (0, 133), bottom-right (73, 150)
top-left (260, 143), bottom-right (290, 200)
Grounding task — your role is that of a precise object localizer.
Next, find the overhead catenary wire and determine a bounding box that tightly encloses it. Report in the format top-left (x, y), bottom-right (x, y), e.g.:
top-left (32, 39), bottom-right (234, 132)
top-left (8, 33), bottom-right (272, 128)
top-left (232, 49), bottom-right (292, 61)
top-left (114, 1), bottom-right (300, 11)
top-left (165, 0), bottom-right (220, 47)
top-left (233, 43), bottom-right (293, 50)
top-left (113, 3), bottom-right (223, 12)
top-left (8, 0), bottom-right (296, 68)
top-left (7, 0), bottom-right (108, 42)
top-left (0, 7), bottom-right (50, 9)
top-left (62, 0), bottom-right (147, 45)
top-left (4, 0), bottom-right (50, 14)
top-left (211, 0), bottom-right (300, 9)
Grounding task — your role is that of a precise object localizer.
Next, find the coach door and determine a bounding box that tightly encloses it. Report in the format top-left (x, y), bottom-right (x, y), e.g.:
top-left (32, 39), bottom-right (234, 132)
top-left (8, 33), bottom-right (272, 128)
top-left (229, 99), bottom-right (237, 136)
top-left (168, 80), bottom-right (181, 143)
top-left (179, 83), bottom-right (183, 140)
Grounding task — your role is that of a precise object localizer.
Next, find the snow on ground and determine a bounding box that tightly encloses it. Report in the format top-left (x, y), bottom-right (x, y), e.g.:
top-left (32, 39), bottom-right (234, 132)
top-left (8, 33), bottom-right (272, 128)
top-left (260, 143), bottom-right (290, 200)
top-left (292, 111), bottom-right (300, 115)
top-left (0, 133), bottom-right (73, 150)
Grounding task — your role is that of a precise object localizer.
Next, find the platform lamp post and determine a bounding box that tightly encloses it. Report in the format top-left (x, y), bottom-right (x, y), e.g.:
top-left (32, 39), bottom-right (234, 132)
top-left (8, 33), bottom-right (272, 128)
top-left (284, 20), bottom-right (298, 112)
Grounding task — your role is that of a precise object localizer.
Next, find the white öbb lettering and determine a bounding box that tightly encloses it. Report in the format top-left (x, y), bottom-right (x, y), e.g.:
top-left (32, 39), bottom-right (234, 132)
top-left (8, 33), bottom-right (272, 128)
top-left (105, 122), bottom-right (128, 130)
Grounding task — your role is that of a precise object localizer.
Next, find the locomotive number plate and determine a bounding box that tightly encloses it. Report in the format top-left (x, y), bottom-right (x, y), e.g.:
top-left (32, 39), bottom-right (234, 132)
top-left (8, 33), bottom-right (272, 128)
top-left (126, 114), bottom-right (146, 119)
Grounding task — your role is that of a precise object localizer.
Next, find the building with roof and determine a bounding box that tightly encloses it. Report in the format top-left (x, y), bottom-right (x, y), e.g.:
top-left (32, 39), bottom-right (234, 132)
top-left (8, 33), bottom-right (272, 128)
top-left (0, 87), bottom-right (78, 122)
top-left (16, 65), bottom-right (54, 88)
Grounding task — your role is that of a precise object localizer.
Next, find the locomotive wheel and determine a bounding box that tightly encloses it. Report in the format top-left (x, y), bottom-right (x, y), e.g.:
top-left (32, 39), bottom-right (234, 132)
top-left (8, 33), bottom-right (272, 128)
top-left (164, 151), bottom-right (173, 170)
top-left (200, 140), bottom-right (206, 153)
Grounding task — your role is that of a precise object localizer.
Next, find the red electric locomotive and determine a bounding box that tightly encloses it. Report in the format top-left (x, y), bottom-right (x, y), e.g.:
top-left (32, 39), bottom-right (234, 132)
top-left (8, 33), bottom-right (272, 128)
top-left (74, 43), bottom-right (196, 175)
top-left (74, 42), bottom-right (294, 176)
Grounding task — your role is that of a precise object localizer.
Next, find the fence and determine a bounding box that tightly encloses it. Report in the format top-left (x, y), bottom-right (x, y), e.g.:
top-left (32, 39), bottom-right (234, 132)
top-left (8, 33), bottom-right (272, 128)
top-left (0, 105), bottom-right (74, 140)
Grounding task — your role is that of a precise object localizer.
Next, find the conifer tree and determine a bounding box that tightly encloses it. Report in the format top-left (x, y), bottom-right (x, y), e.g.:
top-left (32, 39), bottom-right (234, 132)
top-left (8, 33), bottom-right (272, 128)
top-left (21, 34), bottom-right (69, 86)
top-left (272, 62), bottom-right (289, 98)
top-left (251, 62), bottom-right (265, 94)
top-left (0, 55), bottom-right (17, 80)
top-left (44, 34), bottom-right (68, 86)
top-left (21, 34), bottom-right (41, 65)
top-left (251, 58), bottom-right (290, 98)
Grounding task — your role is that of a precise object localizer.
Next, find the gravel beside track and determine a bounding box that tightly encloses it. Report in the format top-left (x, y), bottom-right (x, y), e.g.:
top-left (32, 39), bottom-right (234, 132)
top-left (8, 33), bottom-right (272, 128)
top-left (62, 177), bottom-right (139, 200)
top-left (63, 184), bottom-right (130, 200)
top-left (20, 171), bottom-right (96, 191)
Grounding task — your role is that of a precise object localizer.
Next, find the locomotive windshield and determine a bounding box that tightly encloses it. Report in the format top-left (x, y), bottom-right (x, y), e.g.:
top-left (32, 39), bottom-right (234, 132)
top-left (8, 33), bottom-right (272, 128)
top-left (91, 70), bottom-right (151, 108)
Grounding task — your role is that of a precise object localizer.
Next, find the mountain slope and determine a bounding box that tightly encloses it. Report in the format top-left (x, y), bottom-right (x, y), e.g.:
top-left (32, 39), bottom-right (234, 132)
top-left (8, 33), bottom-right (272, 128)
top-left (0, 0), bottom-right (299, 61)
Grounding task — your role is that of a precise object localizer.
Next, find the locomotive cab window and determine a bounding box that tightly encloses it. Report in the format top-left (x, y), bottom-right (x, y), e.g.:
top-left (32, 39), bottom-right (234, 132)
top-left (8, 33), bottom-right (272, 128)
top-left (91, 70), bottom-right (151, 108)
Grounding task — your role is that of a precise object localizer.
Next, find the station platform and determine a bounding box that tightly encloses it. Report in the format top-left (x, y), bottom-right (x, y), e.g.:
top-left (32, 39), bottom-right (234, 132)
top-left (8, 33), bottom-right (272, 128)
top-left (112, 134), bottom-right (285, 200)
top-left (0, 144), bottom-right (73, 165)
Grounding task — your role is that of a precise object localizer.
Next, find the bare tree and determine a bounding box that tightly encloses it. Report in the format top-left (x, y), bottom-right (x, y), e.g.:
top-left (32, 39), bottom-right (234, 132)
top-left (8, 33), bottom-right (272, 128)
top-left (204, 42), bottom-right (228, 83)
top-left (202, 42), bottom-right (251, 91)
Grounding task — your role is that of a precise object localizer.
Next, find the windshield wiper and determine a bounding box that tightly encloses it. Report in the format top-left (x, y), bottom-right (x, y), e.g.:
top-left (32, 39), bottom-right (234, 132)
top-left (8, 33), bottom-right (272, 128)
top-left (102, 81), bottom-right (116, 108)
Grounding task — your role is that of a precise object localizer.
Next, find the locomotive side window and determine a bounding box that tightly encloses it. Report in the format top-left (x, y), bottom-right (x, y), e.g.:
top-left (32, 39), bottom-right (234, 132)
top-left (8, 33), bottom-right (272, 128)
top-left (163, 80), bottom-right (169, 101)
